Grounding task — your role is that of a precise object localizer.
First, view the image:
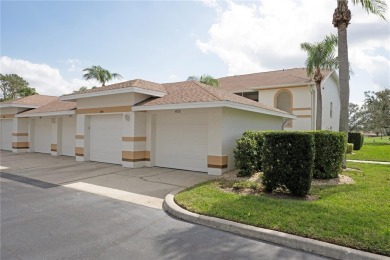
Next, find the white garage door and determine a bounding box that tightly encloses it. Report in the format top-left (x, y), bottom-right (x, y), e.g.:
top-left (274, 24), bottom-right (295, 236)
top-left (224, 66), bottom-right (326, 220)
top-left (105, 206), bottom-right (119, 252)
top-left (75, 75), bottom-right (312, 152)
top-left (0, 119), bottom-right (13, 151)
top-left (61, 116), bottom-right (76, 156)
top-left (90, 114), bottom-right (122, 164)
top-left (34, 118), bottom-right (51, 154)
top-left (156, 113), bottom-right (208, 172)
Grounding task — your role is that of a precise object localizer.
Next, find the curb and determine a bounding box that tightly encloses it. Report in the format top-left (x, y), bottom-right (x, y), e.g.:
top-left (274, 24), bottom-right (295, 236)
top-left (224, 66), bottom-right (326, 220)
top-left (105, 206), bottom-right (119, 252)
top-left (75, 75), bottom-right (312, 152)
top-left (163, 188), bottom-right (387, 260)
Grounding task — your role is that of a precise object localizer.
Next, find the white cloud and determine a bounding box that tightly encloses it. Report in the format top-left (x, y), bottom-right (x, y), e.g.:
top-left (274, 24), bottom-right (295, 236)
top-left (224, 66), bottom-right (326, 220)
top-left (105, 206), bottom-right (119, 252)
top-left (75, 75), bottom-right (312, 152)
top-left (197, 0), bottom-right (390, 101)
top-left (60, 58), bottom-right (82, 72)
top-left (0, 56), bottom-right (96, 96)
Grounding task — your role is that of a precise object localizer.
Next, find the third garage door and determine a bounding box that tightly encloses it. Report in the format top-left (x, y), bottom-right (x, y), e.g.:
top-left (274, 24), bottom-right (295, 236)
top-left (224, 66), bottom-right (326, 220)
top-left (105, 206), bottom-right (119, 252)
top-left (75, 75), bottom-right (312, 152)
top-left (34, 118), bottom-right (51, 154)
top-left (155, 112), bottom-right (208, 172)
top-left (90, 114), bottom-right (122, 164)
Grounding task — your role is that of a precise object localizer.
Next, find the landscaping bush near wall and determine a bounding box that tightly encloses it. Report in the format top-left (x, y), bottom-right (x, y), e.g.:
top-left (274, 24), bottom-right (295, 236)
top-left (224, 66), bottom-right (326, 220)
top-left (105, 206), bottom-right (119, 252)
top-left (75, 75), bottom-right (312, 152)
top-left (346, 143), bottom-right (354, 154)
top-left (262, 132), bottom-right (315, 196)
top-left (348, 132), bottom-right (363, 150)
top-left (309, 131), bottom-right (346, 179)
top-left (233, 131), bottom-right (264, 177)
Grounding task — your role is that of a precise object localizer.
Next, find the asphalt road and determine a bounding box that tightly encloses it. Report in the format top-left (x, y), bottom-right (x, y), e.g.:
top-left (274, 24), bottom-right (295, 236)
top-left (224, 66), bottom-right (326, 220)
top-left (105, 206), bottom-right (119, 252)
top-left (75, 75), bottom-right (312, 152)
top-left (1, 172), bottom-right (327, 260)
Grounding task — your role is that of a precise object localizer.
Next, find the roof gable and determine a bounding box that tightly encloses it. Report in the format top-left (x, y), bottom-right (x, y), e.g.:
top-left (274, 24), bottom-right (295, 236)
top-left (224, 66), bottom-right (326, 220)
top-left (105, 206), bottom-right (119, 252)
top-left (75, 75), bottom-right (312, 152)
top-left (0, 95), bottom-right (58, 108)
top-left (218, 68), bottom-right (332, 92)
top-left (61, 79), bottom-right (167, 101)
top-left (136, 80), bottom-right (289, 116)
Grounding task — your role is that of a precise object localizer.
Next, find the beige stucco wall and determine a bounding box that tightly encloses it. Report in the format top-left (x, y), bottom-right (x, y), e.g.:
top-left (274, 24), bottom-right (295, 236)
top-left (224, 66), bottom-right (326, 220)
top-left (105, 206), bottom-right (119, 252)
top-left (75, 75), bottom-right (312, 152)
top-left (77, 93), bottom-right (149, 109)
top-left (258, 86), bottom-right (314, 130)
top-left (222, 107), bottom-right (283, 171)
top-left (321, 73), bottom-right (340, 131)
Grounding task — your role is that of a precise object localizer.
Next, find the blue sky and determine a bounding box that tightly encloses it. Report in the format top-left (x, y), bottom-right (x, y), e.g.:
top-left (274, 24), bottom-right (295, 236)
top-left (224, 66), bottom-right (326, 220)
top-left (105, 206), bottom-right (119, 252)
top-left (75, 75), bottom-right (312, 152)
top-left (1, 0), bottom-right (389, 104)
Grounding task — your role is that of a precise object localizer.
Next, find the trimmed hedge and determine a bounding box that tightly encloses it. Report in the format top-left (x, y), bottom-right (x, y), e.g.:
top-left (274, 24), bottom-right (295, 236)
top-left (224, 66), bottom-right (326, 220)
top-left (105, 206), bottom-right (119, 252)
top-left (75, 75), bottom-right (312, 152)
top-left (262, 132), bottom-right (314, 196)
top-left (308, 131), bottom-right (346, 179)
top-left (346, 143), bottom-right (354, 154)
top-left (233, 131), bottom-right (264, 177)
top-left (348, 132), bottom-right (363, 150)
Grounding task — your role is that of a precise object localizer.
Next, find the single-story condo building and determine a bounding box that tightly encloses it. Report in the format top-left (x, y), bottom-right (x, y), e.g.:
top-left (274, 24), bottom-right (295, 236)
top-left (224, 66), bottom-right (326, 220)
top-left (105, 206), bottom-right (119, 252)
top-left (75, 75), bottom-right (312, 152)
top-left (1, 79), bottom-right (294, 175)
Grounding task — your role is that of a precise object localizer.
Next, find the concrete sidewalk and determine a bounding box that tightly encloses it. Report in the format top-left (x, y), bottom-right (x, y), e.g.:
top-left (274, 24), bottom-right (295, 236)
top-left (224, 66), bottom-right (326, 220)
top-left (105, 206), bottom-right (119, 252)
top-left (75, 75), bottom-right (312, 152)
top-left (347, 159), bottom-right (390, 165)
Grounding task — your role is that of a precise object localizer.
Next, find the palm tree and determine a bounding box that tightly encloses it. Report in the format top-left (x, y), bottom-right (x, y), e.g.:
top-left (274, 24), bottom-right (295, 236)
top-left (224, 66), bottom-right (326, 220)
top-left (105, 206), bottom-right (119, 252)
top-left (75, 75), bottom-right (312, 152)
top-left (332, 0), bottom-right (386, 167)
top-left (301, 34), bottom-right (338, 130)
top-left (83, 66), bottom-right (122, 87)
top-left (187, 74), bottom-right (220, 87)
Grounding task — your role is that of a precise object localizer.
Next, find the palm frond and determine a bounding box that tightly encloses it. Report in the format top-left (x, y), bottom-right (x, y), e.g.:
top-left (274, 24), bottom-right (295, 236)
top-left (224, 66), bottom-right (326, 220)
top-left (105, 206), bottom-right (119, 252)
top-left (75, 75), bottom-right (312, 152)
top-left (352, 0), bottom-right (387, 20)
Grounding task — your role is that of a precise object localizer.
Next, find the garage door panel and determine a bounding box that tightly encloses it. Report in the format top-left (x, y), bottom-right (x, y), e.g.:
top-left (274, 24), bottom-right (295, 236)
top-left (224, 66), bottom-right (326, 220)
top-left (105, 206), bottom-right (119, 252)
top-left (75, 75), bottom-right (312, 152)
top-left (34, 118), bottom-right (51, 154)
top-left (0, 119), bottom-right (13, 151)
top-left (156, 113), bottom-right (208, 172)
top-left (61, 117), bottom-right (76, 156)
top-left (90, 115), bottom-right (122, 165)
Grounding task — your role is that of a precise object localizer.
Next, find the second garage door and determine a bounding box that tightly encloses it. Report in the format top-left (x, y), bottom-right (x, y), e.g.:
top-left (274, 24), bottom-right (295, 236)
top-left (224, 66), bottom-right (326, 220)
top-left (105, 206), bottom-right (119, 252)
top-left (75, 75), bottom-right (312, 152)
top-left (61, 116), bottom-right (76, 156)
top-left (34, 118), bottom-right (51, 154)
top-left (90, 114), bottom-right (122, 164)
top-left (0, 119), bottom-right (13, 151)
top-left (155, 112), bottom-right (208, 172)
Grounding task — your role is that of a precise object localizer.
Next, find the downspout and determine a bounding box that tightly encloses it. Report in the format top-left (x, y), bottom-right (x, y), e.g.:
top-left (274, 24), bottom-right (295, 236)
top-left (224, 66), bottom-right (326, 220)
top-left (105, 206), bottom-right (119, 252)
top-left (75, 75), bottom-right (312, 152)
top-left (282, 118), bottom-right (289, 130)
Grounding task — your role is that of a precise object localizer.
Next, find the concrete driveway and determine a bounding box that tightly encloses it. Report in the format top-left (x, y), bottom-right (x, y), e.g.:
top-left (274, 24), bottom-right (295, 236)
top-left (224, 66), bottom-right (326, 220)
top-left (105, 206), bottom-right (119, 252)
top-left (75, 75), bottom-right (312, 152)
top-left (0, 151), bottom-right (214, 207)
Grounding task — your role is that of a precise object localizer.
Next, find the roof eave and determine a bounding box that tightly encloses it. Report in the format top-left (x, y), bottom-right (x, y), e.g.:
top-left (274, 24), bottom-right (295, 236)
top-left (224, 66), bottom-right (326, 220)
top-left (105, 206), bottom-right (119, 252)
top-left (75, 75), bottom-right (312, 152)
top-left (16, 110), bottom-right (76, 118)
top-left (60, 87), bottom-right (166, 101)
top-left (251, 82), bottom-right (312, 90)
top-left (132, 101), bottom-right (296, 119)
top-left (0, 104), bottom-right (39, 109)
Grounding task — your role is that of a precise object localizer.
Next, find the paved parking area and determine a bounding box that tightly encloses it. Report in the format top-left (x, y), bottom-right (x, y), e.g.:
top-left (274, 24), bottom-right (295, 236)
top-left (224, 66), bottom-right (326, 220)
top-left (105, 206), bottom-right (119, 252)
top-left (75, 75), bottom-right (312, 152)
top-left (0, 151), bottom-right (214, 200)
top-left (1, 152), bottom-right (327, 259)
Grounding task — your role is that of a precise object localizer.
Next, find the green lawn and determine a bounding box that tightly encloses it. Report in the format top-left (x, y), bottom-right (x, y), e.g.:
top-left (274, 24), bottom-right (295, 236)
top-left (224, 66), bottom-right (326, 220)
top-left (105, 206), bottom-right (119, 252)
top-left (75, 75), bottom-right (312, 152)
top-left (175, 163), bottom-right (390, 256)
top-left (347, 136), bottom-right (390, 162)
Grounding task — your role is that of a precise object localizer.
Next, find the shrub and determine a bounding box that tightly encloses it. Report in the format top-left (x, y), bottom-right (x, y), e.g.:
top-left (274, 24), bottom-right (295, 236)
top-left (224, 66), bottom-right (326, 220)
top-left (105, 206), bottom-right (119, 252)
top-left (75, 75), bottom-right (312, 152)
top-left (348, 132), bottom-right (363, 150)
top-left (232, 180), bottom-right (259, 191)
top-left (262, 132), bottom-right (315, 196)
top-left (233, 131), bottom-right (264, 177)
top-left (309, 131), bottom-right (346, 179)
top-left (346, 143), bottom-right (354, 154)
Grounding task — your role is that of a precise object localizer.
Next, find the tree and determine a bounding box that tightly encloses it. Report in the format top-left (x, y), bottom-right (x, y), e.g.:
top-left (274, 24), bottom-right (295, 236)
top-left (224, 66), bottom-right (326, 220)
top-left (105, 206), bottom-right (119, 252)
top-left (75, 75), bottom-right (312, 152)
top-left (363, 89), bottom-right (390, 136)
top-left (348, 103), bottom-right (366, 132)
top-left (300, 34), bottom-right (338, 130)
top-left (332, 0), bottom-right (386, 167)
top-left (0, 74), bottom-right (37, 101)
top-left (82, 66), bottom-right (122, 87)
top-left (187, 74), bottom-right (220, 87)
top-left (73, 86), bottom-right (88, 93)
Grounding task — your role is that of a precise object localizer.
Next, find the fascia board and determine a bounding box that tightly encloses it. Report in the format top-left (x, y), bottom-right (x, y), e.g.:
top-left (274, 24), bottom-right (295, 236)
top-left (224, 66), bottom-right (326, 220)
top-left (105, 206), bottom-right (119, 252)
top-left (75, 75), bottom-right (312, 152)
top-left (16, 110), bottom-right (75, 118)
top-left (132, 101), bottom-right (296, 119)
top-left (60, 87), bottom-right (166, 101)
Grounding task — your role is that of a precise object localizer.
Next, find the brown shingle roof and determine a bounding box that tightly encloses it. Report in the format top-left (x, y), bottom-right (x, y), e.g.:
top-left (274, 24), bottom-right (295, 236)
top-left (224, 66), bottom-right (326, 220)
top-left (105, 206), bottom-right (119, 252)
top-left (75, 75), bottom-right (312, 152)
top-left (0, 95), bottom-right (58, 107)
top-left (62, 79), bottom-right (167, 96)
top-left (218, 68), bottom-right (331, 93)
top-left (21, 99), bottom-right (76, 115)
top-left (138, 81), bottom-right (288, 115)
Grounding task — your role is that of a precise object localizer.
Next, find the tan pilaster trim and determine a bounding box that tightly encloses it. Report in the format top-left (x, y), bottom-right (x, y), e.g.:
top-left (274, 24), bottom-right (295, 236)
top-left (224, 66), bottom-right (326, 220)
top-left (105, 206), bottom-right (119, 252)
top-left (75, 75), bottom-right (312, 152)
top-left (76, 106), bottom-right (132, 114)
top-left (12, 142), bottom-right (29, 149)
top-left (1, 114), bottom-right (15, 119)
top-left (122, 151), bottom-right (150, 162)
top-left (292, 107), bottom-right (311, 111)
top-left (51, 144), bottom-right (57, 152)
top-left (207, 155), bottom-right (228, 169)
top-left (122, 136), bottom-right (147, 142)
top-left (75, 135), bottom-right (84, 139)
top-left (12, 133), bottom-right (29, 136)
top-left (75, 147), bottom-right (84, 156)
